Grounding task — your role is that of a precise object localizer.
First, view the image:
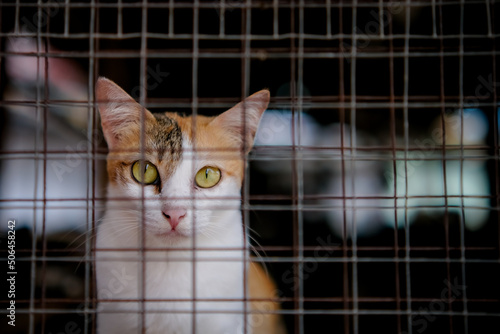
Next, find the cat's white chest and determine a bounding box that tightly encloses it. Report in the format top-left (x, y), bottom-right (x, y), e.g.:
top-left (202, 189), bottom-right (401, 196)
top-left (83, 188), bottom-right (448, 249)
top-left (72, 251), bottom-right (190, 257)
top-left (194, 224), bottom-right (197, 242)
top-left (147, 258), bottom-right (245, 334)
top-left (96, 210), bottom-right (248, 334)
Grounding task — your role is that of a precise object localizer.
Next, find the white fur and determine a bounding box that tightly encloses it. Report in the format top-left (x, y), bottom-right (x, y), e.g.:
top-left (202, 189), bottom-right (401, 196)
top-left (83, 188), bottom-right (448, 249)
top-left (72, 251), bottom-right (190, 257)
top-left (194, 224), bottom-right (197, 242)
top-left (96, 138), bottom-right (251, 334)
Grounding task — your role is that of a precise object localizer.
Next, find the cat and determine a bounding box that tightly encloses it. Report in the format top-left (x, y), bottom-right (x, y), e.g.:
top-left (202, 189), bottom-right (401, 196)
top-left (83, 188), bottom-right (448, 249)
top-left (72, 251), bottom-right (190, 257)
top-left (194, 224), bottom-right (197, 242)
top-left (95, 77), bottom-right (286, 334)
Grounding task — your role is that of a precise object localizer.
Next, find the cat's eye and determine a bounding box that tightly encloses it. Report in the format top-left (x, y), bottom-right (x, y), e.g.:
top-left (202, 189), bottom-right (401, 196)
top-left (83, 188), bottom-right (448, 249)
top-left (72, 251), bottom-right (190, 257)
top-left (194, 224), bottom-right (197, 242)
top-left (195, 166), bottom-right (221, 188)
top-left (132, 160), bottom-right (159, 185)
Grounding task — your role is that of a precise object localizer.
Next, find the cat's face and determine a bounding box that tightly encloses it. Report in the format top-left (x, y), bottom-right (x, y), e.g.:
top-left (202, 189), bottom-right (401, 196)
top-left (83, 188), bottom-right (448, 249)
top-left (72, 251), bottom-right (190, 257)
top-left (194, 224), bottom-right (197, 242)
top-left (96, 78), bottom-right (269, 242)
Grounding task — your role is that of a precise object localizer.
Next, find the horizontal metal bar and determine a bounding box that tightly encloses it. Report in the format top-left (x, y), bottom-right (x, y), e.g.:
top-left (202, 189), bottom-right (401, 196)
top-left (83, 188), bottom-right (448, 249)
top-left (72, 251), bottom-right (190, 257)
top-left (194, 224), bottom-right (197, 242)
top-left (4, 255), bottom-right (499, 264)
top-left (1, 307), bottom-right (498, 317)
top-left (0, 0), bottom-right (491, 10)
top-left (1, 48), bottom-right (498, 59)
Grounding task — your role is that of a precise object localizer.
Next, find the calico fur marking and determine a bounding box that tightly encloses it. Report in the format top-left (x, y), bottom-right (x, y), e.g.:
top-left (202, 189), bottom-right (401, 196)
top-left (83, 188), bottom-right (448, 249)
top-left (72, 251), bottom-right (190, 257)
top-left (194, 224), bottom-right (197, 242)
top-left (164, 89), bottom-right (270, 186)
top-left (95, 77), bottom-right (285, 334)
top-left (165, 113), bottom-right (246, 185)
top-left (97, 78), bottom-right (184, 187)
top-left (151, 114), bottom-right (182, 162)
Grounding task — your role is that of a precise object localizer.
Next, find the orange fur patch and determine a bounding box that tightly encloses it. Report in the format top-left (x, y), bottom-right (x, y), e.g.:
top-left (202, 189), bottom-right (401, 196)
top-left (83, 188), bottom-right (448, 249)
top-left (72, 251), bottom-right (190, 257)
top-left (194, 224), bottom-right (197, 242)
top-left (249, 262), bottom-right (287, 333)
top-left (106, 115), bottom-right (182, 187)
top-left (166, 112), bottom-right (247, 186)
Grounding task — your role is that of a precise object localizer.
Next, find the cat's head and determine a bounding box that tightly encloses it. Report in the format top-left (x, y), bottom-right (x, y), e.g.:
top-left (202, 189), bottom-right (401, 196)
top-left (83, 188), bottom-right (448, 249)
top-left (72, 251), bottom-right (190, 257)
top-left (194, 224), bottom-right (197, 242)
top-left (96, 77), bottom-right (269, 243)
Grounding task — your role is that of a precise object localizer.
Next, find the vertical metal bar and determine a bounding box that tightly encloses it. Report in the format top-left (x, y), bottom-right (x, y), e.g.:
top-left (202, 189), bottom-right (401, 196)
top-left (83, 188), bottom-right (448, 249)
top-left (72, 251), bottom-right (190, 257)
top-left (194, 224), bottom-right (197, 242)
top-left (29, 1), bottom-right (44, 333)
top-left (38, 1), bottom-right (50, 332)
top-left (403, 1), bottom-right (412, 333)
top-left (86, 0), bottom-right (97, 332)
top-left (297, 4), bottom-right (305, 334)
top-left (64, 0), bottom-right (70, 37)
top-left (191, 2), bottom-right (200, 333)
top-left (378, 0), bottom-right (384, 38)
top-left (273, 0), bottom-right (278, 38)
top-left (288, 3), bottom-right (301, 332)
top-left (387, 7), bottom-right (401, 333)
top-left (92, 3), bottom-right (100, 332)
top-left (432, 0), bottom-right (437, 38)
top-left (437, 2), bottom-right (454, 332)
top-left (326, 0), bottom-right (331, 38)
top-left (117, 0), bottom-right (123, 37)
top-left (337, 3), bottom-right (351, 333)
top-left (40, 9), bottom-right (50, 334)
top-left (242, 3), bottom-right (251, 112)
top-left (14, 0), bottom-right (20, 33)
top-left (169, 0), bottom-right (174, 37)
top-left (242, 0), bottom-right (252, 332)
top-left (29, 93), bottom-right (38, 332)
top-left (458, 1), bottom-right (469, 333)
top-left (350, 1), bottom-right (359, 333)
top-left (491, 2), bottom-right (500, 263)
top-left (219, 0), bottom-right (225, 37)
top-left (485, 0), bottom-right (492, 37)
top-left (139, 0), bottom-right (148, 333)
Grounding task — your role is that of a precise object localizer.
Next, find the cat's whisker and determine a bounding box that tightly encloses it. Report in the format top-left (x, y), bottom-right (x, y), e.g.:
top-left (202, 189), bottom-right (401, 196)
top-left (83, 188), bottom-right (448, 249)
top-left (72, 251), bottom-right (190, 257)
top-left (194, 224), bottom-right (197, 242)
top-left (199, 225), bottom-right (223, 242)
top-left (66, 229), bottom-right (93, 250)
top-left (77, 221), bottom-right (140, 267)
top-left (91, 222), bottom-right (139, 248)
top-left (246, 227), bottom-right (270, 276)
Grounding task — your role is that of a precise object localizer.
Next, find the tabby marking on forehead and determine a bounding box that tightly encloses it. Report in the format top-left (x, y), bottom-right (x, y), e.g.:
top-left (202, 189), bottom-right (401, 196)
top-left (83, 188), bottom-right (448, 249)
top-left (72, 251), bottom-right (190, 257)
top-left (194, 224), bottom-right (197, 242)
top-left (106, 113), bottom-right (183, 187)
top-left (150, 113), bottom-right (183, 162)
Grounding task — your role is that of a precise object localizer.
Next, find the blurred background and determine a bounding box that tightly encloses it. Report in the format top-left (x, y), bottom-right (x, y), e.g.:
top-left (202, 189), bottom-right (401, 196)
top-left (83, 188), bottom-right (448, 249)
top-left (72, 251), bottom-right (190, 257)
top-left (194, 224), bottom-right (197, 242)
top-left (1, 1), bottom-right (499, 333)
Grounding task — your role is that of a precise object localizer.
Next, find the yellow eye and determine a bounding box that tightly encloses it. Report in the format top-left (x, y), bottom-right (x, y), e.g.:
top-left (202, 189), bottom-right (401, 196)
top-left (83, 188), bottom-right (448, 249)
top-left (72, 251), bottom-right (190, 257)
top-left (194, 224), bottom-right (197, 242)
top-left (132, 161), bottom-right (159, 185)
top-left (195, 166), bottom-right (221, 188)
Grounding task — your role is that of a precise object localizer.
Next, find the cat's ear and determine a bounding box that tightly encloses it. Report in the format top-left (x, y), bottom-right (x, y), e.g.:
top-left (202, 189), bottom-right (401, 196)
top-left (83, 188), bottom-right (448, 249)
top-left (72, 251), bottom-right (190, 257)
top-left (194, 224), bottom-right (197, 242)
top-left (96, 77), bottom-right (156, 149)
top-left (210, 90), bottom-right (270, 153)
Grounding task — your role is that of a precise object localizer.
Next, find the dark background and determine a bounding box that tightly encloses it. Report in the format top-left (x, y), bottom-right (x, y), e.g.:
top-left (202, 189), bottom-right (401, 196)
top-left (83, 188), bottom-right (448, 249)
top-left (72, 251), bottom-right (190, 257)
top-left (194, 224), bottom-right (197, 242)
top-left (1, 1), bottom-right (499, 333)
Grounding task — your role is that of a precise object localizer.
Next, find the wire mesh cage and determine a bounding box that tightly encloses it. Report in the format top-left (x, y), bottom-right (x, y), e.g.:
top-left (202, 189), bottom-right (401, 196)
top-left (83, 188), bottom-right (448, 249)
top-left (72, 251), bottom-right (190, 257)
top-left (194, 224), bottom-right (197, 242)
top-left (0, 1), bottom-right (499, 333)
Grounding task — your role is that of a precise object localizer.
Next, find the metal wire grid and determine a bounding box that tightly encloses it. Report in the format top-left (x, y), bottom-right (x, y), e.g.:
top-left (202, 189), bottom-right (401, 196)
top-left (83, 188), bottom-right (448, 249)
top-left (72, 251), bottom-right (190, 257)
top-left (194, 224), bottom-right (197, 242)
top-left (0, 1), bottom-right (499, 334)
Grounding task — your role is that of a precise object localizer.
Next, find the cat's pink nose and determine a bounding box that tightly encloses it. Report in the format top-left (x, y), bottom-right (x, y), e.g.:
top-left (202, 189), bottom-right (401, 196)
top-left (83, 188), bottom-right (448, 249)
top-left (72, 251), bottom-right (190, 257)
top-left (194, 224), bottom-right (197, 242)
top-left (162, 209), bottom-right (187, 230)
